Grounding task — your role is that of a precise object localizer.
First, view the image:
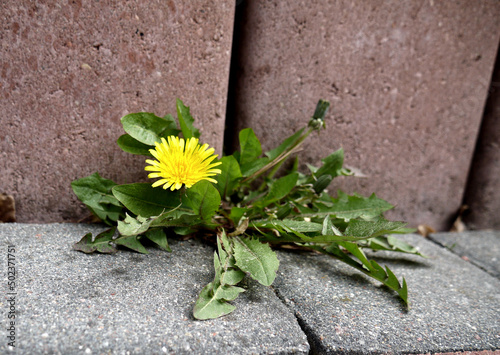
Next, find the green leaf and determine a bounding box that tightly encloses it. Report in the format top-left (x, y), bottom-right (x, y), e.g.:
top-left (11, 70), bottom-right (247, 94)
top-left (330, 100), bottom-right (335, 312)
top-left (114, 235), bottom-right (149, 254)
top-left (151, 213), bottom-right (201, 229)
top-left (220, 268), bottom-right (245, 286)
top-left (229, 207), bottom-right (249, 225)
top-left (360, 235), bottom-right (425, 257)
top-left (112, 183), bottom-right (189, 218)
top-left (252, 219), bottom-right (323, 234)
top-left (304, 192), bottom-right (394, 221)
top-left (118, 208), bottom-right (199, 234)
top-left (144, 228), bottom-right (171, 252)
top-left (319, 242), bottom-right (409, 305)
top-left (254, 218), bottom-right (403, 244)
top-left (310, 148), bottom-right (344, 181)
top-left (240, 157), bottom-right (270, 177)
top-left (121, 112), bottom-right (178, 146)
top-left (265, 128), bottom-right (305, 161)
top-left (193, 230), bottom-right (246, 320)
top-left (182, 181), bottom-right (221, 221)
top-left (238, 128), bottom-right (262, 165)
top-left (71, 172), bottom-right (124, 225)
top-left (330, 192), bottom-right (394, 221)
top-left (116, 134), bottom-right (154, 156)
top-left (216, 284), bottom-right (246, 301)
top-left (256, 172), bottom-right (298, 208)
top-left (344, 219), bottom-right (407, 239)
top-left (193, 282), bottom-right (238, 320)
top-left (117, 214), bottom-right (153, 236)
top-left (176, 99), bottom-right (200, 139)
top-left (73, 228), bottom-right (117, 254)
top-left (233, 236), bottom-right (279, 286)
top-left (215, 155), bottom-right (242, 199)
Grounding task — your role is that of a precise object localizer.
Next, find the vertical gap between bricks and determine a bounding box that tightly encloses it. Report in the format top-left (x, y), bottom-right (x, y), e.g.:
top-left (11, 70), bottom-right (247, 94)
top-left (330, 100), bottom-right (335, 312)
top-left (223, 0), bottom-right (248, 156)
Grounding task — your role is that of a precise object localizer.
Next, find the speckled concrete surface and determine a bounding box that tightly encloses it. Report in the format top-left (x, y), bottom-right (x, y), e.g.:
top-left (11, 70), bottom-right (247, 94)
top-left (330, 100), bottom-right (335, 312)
top-left (0, 224), bottom-right (309, 354)
top-left (429, 230), bottom-right (500, 278)
top-left (0, 224), bottom-right (499, 354)
top-left (274, 233), bottom-right (500, 354)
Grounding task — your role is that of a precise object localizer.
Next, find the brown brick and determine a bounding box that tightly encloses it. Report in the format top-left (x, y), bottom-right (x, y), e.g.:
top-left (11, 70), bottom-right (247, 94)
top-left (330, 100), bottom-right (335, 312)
top-left (232, 0), bottom-right (500, 230)
top-left (463, 50), bottom-right (500, 229)
top-left (0, 0), bottom-right (235, 222)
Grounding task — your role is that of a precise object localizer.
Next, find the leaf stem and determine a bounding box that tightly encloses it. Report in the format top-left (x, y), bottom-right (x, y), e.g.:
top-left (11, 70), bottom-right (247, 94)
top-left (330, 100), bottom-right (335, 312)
top-left (241, 127), bottom-right (314, 184)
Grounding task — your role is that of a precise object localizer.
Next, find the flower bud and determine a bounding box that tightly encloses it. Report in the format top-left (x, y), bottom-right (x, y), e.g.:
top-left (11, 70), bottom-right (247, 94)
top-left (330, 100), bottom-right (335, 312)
top-left (313, 174), bottom-right (333, 194)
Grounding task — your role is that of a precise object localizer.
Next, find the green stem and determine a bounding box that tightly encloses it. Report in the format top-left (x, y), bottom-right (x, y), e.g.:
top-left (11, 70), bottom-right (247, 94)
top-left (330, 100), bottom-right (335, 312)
top-left (242, 127), bottom-right (314, 184)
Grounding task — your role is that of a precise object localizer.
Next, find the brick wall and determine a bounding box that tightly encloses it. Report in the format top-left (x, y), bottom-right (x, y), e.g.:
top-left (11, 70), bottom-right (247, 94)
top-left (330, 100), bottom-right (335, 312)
top-left (1, 0), bottom-right (499, 230)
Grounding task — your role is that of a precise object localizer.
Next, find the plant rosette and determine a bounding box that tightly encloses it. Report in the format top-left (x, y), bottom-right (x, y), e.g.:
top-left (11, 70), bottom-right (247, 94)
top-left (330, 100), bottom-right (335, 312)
top-left (72, 99), bottom-right (423, 320)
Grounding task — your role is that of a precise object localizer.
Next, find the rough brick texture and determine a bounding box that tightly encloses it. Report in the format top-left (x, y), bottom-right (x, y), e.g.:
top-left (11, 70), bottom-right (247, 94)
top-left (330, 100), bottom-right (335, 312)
top-left (0, 1), bottom-right (234, 222)
top-left (231, 1), bottom-right (500, 231)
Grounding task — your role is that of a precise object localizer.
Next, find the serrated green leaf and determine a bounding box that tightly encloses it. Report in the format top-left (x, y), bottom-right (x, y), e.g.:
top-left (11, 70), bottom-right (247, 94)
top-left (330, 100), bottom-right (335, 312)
top-left (73, 228), bottom-right (117, 254)
top-left (344, 219), bottom-right (407, 238)
top-left (114, 234), bottom-right (149, 254)
top-left (253, 219), bottom-right (323, 234)
top-left (71, 173), bottom-right (124, 225)
top-left (194, 230), bottom-right (246, 320)
top-left (338, 241), bottom-right (372, 271)
top-left (325, 192), bottom-right (394, 221)
top-left (360, 235), bottom-right (425, 257)
top-left (322, 216), bottom-right (343, 237)
top-left (176, 99), bottom-right (200, 139)
top-left (239, 128), bottom-right (262, 165)
top-left (116, 134), bottom-right (154, 156)
top-left (182, 180), bottom-right (221, 221)
top-left (118, 214), bottom-right (152, 236)
top-left (233, 236), bottom-right (279, 286)
top-left (121, 112), bottom-right (178, 145)
top-left (215, 155), bottom-right (242, 199)
top-left (112, 183), bottom-right (190, 218)
top-left (321, 242), bottom-right (408, 305)
top-left (144, 228), bottom-right (171, 252)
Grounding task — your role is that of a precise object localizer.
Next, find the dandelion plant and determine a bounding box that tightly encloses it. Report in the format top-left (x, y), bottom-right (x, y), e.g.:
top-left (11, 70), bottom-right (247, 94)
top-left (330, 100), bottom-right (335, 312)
top-left (72, 98), bottom-right (422, 320)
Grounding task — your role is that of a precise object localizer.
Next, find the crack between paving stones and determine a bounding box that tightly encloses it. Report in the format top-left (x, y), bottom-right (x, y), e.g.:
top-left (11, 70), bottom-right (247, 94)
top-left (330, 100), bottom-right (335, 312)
top-left (426, 236), bottom-right (498, 279)
top-left (271, 285), bottom-right (328, 355)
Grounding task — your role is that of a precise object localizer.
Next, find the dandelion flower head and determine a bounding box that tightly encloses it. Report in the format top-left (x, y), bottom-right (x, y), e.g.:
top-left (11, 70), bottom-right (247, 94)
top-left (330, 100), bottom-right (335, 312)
top-left (145, 136), bottom-right (222, 191)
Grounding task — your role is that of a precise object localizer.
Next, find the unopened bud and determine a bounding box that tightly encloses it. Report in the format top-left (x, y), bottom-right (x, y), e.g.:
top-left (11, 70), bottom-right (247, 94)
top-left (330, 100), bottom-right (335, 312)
top-left (308, 99), bottom-right (330, 131)
top-left (276, 204), bottom-right (293, 220)
top-left (313, 174), bottom-right (333, 194)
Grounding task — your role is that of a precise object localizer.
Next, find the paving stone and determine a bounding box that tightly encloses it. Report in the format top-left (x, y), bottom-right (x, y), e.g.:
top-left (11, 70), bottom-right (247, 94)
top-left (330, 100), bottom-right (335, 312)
top-left (273, 234), bottom-right (500, 354)
top-left (0, 224), bottom-right (309, 354)
top-left (429, 231), bottom-right (500, 279)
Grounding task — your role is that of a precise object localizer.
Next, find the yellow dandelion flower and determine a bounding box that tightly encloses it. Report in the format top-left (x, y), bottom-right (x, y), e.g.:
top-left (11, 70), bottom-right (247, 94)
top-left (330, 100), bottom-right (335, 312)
top-left (145, 136), bottom-right (222, 191)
